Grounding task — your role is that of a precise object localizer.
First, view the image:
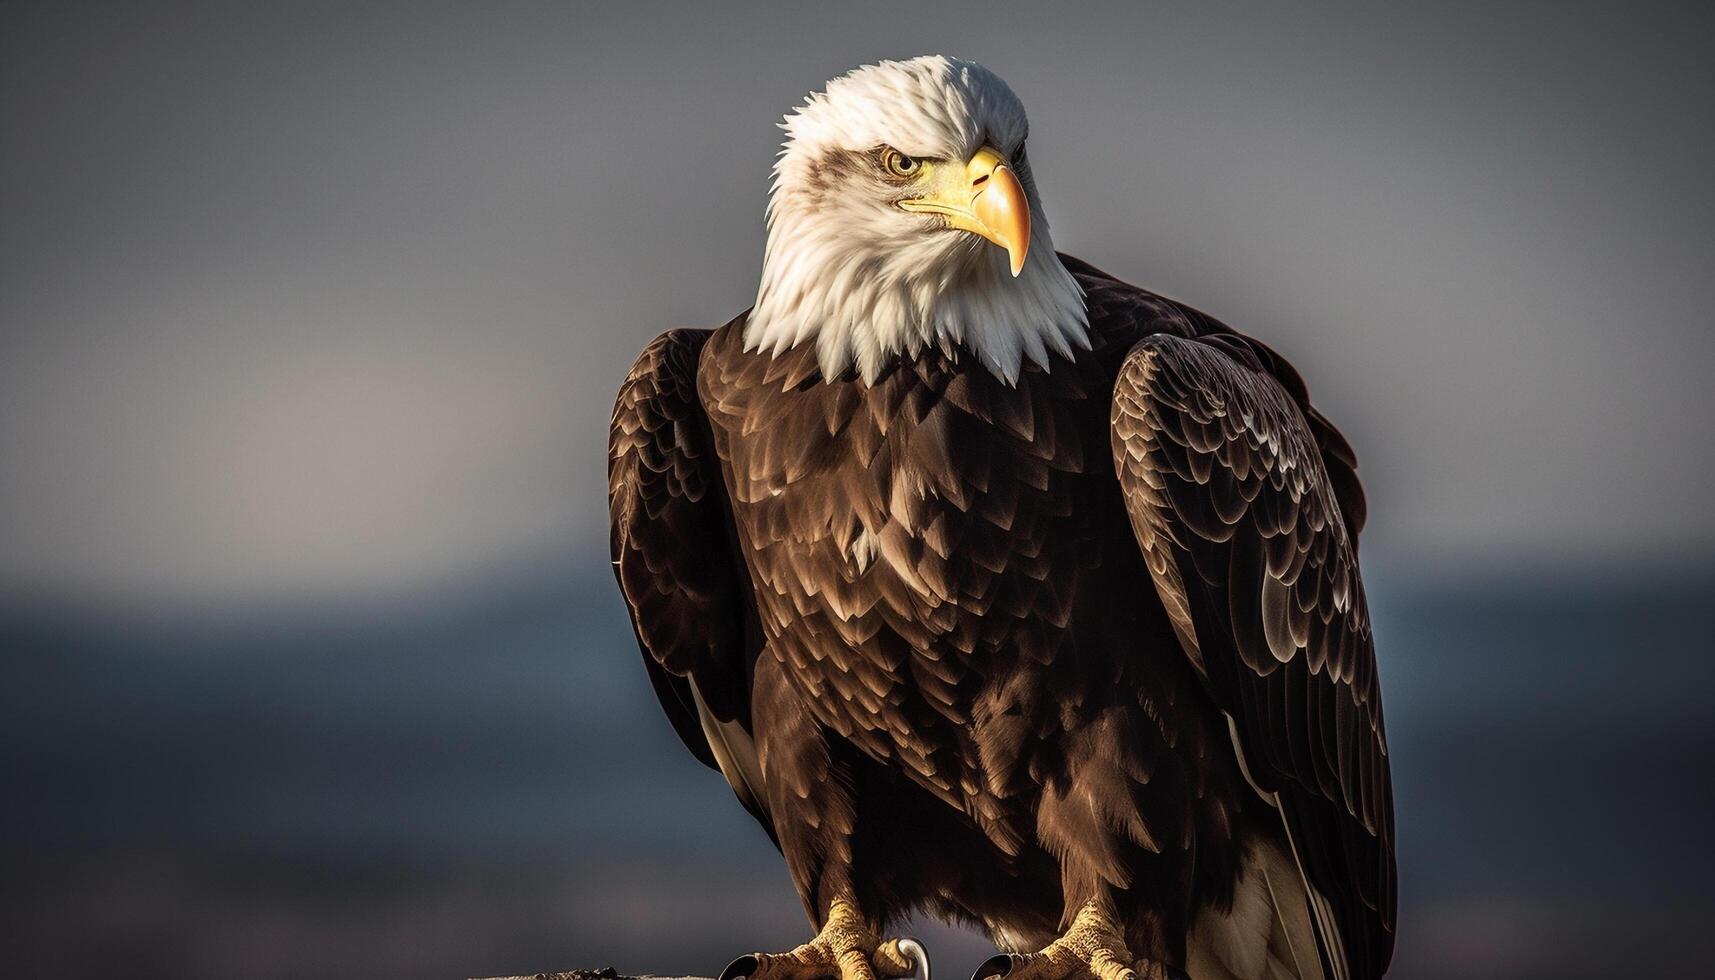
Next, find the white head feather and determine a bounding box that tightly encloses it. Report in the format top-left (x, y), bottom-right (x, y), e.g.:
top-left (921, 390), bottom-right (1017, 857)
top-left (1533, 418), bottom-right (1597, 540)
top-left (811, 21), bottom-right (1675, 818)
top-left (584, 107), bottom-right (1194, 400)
top-left (744, 56), bottom-right (1088, 385)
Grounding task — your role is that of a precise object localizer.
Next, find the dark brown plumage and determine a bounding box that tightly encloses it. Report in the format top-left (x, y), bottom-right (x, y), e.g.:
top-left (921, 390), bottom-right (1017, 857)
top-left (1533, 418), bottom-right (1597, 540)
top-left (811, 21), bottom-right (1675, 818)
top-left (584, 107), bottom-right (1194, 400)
top-left (610, 256), bottom-right (1394, 979)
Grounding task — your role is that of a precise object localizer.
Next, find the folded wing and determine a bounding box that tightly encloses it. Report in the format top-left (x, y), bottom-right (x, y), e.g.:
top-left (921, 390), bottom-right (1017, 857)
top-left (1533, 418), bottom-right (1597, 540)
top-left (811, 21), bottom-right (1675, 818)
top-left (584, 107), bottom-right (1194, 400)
top-left (609, 328), bottom-right (770, 835)
top-left (1110, 332), bottom-right (1395, 980)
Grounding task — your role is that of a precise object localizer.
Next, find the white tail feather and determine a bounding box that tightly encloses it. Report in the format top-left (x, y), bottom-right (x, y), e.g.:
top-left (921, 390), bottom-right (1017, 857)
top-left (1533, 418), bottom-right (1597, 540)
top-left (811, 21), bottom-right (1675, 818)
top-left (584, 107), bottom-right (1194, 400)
top-left (1187, 839), bottom-right (1327, 980)
top-left (689, 680), bottom-right (768, 820)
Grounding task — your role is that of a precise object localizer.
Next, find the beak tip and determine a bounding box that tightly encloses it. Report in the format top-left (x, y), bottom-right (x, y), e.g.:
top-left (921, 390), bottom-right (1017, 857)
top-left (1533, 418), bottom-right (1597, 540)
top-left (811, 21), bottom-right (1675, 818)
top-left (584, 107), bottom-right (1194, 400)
top-left (961, 151), bottom-right (1033, 280)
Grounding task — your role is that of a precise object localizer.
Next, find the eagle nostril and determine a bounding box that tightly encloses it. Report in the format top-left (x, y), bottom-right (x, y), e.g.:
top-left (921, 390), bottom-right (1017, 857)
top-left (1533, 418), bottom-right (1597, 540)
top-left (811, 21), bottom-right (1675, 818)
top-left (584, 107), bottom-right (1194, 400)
top-left (972, 173), bottom-right (990, 188)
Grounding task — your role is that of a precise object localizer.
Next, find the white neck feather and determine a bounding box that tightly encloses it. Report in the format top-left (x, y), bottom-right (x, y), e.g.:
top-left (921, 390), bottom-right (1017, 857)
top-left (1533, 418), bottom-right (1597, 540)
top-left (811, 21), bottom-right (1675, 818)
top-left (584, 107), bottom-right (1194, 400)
top-left (744, 203), bottom-right (1089, 386)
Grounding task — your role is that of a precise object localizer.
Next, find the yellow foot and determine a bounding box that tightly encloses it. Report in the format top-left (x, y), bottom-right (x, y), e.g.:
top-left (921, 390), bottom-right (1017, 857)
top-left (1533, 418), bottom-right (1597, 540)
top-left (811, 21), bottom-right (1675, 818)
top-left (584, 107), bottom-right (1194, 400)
top-left (720, 898), bottom-right (930, 980)
top-left (970, 903), bottom-right (1185, 980)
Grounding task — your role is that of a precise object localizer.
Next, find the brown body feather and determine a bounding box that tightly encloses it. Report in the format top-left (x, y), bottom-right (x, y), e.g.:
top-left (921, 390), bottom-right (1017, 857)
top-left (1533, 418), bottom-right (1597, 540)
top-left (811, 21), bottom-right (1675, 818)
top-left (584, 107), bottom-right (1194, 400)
top-left (609, 256), bottom-right (1395, 978)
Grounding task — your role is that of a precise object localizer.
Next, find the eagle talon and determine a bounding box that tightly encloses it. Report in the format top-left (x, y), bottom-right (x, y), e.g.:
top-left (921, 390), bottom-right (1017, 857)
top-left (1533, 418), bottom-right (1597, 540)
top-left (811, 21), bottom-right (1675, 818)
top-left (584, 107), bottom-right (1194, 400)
top-left (719, 900), bottom-right (927, 980)
top-left (974, 903), bottom-right (1183, 980)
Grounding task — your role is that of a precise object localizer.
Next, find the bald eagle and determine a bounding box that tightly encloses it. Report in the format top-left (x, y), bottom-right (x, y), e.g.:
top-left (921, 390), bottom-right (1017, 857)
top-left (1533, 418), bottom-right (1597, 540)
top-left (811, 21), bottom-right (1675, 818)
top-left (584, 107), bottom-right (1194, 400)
top-left (610, 56), bottom-right (1394, 980)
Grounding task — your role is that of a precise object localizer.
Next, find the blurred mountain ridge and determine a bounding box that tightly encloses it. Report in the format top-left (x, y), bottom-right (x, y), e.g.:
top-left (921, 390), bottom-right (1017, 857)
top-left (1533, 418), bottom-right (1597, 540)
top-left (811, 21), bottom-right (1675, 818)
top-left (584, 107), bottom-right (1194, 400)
top-left (4, 561), bottom-right (1712, 979)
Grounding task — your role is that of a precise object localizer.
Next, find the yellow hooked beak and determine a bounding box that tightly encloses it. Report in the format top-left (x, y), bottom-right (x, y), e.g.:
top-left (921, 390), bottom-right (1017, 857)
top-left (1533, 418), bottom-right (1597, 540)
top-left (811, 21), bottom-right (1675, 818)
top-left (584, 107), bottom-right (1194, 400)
top-left (900, 145), bottom-right (1032, 277)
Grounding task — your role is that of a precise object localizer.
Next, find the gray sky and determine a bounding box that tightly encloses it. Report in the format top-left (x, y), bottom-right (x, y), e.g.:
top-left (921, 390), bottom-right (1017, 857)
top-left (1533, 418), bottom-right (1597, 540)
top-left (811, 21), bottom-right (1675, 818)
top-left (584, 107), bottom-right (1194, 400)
top-left (3, 1), bottom-right (1712, 606)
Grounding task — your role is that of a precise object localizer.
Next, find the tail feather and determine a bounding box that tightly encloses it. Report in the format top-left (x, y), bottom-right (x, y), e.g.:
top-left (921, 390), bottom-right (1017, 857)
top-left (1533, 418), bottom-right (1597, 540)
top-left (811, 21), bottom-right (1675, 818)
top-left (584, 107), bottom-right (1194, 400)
top-left (1187, 839), bottom-right (1327, 980)
top-left (689, 679), bottom-right (771, 830)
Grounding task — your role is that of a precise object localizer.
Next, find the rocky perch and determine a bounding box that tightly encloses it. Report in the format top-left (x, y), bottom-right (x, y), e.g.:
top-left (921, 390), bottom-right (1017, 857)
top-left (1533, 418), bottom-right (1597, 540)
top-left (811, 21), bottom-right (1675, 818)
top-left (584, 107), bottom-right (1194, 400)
top-left (474, 971), bottom-right (706, 980)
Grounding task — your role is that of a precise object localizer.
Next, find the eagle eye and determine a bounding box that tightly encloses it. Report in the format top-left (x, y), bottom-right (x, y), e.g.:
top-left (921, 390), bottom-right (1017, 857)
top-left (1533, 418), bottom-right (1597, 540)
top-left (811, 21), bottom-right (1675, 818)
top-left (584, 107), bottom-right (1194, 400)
top-left (879, 147), bottom-right (921, 178)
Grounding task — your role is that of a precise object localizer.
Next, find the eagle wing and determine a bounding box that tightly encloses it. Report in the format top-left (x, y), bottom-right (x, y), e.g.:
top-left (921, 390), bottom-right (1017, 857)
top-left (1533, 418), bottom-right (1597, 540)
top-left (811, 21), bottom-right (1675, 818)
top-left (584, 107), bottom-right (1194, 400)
top-left (1109, 329), bottom-right (1395, 980)
top-left (609, 328), bottom-right (771, 835)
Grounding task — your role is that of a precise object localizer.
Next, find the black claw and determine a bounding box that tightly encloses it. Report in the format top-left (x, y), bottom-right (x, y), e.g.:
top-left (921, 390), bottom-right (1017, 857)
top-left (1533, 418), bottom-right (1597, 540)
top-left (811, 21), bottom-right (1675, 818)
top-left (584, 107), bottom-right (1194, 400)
top-left (897, 937), bottom-right (931, 980)
top-left (720, 954), bottom-right (760, 980)
top-left (971, 953), bottom-right (1017, 980)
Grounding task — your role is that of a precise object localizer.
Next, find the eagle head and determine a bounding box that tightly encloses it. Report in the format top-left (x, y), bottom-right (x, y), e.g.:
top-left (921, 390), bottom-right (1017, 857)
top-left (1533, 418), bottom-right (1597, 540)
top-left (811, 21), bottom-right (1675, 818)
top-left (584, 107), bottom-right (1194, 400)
top-left (745, 56), bottom-right (1089, 386)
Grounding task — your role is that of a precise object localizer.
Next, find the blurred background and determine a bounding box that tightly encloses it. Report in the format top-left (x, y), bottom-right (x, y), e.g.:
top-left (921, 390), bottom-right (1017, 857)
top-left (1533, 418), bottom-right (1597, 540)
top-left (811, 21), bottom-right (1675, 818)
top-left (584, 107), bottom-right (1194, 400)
top-left (4, 2), bottom-right (1712, 978)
